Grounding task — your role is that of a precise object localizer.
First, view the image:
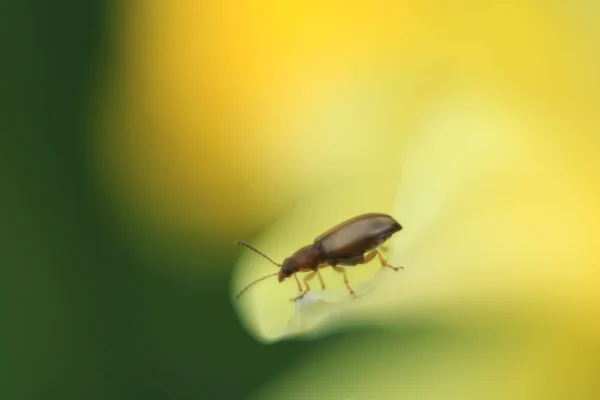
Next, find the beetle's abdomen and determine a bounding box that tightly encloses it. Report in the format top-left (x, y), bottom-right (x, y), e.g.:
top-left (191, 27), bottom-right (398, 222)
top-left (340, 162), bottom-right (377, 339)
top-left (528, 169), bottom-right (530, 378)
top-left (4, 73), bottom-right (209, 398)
top-left (315, 213), bottom-right (402, 261)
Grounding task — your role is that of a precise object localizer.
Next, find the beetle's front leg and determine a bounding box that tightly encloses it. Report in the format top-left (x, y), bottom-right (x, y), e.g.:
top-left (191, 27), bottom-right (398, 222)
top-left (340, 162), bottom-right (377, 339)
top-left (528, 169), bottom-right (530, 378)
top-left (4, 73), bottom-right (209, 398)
top-left (290, 271), bottom-right (317, 302)
top-left (293, 273), bottom-right (303, 292)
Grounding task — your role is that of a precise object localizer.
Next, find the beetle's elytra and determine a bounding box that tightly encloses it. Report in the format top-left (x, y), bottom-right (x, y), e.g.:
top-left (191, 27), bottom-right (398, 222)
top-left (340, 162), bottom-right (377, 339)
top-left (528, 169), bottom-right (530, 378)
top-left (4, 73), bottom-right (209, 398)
top-left (235, 213), bottom-right (403, 301)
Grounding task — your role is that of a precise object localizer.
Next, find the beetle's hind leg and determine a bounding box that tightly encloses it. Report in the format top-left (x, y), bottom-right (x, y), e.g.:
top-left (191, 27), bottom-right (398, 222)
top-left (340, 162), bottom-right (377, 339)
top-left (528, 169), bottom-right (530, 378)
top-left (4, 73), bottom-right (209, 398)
top-left (331, 266), bottom-right (357, 299)
top-left (362, 249), bottom-right (403, 271)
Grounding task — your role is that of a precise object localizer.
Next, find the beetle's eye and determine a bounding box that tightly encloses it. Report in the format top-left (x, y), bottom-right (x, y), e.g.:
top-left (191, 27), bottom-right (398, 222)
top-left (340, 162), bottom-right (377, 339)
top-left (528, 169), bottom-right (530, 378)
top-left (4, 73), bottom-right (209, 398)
top-left (281, 259), bottom-right (293, 274)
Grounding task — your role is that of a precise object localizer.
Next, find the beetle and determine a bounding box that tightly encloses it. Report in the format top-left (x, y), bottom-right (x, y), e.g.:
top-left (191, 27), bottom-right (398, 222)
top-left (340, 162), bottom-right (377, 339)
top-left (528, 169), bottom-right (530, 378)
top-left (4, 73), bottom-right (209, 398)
top-left (234, 213), bottom-right (403, 301)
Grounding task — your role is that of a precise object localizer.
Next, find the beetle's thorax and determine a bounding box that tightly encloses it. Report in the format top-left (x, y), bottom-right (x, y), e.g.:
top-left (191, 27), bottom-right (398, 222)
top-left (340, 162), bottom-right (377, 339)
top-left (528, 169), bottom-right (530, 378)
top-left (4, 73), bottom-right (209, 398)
top-left (278, 244), bottom-right (322, 282)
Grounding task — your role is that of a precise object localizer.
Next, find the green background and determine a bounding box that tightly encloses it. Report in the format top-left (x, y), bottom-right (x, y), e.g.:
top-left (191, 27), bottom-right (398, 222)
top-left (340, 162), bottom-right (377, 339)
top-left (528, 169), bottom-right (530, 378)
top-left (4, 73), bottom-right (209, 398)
top-left (1, 2), bottom-right (428, 398)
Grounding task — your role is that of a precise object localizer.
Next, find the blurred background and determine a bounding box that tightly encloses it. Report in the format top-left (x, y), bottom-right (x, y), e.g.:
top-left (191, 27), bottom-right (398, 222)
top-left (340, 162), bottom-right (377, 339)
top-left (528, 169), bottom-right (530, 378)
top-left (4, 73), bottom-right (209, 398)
top-left (2, 1), bottom-right (599, 399)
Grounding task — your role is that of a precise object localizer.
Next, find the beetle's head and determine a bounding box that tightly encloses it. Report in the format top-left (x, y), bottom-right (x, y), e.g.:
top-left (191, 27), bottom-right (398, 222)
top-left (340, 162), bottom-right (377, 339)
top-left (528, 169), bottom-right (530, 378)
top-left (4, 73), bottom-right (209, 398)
top-left (278, 245), bottom-right (320, 282)
top-left (278, 258), bottom-right (295, 282)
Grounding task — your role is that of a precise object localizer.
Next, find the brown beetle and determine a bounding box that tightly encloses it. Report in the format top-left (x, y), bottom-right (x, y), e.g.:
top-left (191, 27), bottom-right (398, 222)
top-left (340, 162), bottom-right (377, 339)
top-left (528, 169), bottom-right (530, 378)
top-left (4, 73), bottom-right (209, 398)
top-left (235, 213), bottom-right (403, 301)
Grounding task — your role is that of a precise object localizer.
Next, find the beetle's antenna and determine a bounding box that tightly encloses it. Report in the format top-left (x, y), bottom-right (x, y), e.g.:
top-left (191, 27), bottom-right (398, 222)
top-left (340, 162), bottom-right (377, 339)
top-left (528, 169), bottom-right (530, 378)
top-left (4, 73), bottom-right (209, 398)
top-left (235, 272), bottom-right (279, 300)
top-left (237, 241), bottom-right (281, 267)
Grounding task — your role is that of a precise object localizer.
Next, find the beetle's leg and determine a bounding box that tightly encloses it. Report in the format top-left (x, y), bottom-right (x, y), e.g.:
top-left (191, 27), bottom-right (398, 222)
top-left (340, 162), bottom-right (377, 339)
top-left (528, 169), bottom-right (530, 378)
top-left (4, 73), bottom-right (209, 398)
top-left (291, 271), bottom-right (317, 302)
top-left (331, 266), bottom-right (356, 299)
top-left (315, 265), bottom-right (327, 290)
top-left (293, 273), bottom-right (303, 292)
top-left (288, 274), bottom-right (304, 302)
top-left (316, 270), bottom-right (326, 290)
top-left (366, 249), bottom-right (403, 271)
top-left (361, 250), bottom-right (378, 264)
